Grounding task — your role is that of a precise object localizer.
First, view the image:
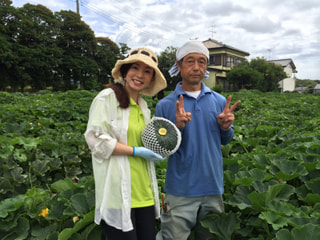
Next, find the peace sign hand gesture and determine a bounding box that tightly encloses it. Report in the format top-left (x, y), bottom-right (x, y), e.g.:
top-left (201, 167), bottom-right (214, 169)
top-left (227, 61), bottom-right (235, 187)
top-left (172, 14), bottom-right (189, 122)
top-left (175, 95), bottom-right (191, 129)
top-left (217, 96), bottom-right (241, 131)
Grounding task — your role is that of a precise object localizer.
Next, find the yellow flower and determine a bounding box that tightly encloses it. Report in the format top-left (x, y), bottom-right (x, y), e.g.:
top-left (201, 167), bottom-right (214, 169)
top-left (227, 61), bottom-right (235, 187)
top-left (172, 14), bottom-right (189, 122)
top-left (37, 123), bottom-right (41, 126)
top-left (158, 128), bottom-right (167, 136)
top-left (29, 122), bottom-right (33, 125)
top-left (73, 216), bottom-right (79, 223)
top-left (38, 208), bottom-right (49, 218)
top-left (243, 108), bottom-right (246, 111)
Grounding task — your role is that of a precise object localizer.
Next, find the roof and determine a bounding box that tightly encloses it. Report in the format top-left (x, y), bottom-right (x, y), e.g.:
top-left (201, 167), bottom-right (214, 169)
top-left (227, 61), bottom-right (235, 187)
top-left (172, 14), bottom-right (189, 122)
top-left (268, 59), bottom-right (297, 73)
top-left (295, 87), bottom-right (307, 91)
top-left (314, 84), bottom-right (320, 89)
top-left (202, 38), bottom-right (250, 56)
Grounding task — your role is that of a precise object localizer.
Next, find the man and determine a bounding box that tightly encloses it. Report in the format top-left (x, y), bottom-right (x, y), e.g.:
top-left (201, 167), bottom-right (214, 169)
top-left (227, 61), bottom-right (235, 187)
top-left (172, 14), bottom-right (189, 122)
top-left (155, 40), bottom-right (241, 240)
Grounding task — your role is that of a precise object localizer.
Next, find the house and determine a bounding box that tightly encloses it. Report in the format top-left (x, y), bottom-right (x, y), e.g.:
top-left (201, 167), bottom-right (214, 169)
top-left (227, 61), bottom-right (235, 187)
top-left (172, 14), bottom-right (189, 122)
top-left (202, 38), bottom-right (249, 90)
top-left (268, 59), bottom-right (297, 78)
top-left (314, 84), bottom-right (320, 94)
top-left (295, 86), bottom-right (308, 94)
top-left (268, 59), bottom-right (298, 92)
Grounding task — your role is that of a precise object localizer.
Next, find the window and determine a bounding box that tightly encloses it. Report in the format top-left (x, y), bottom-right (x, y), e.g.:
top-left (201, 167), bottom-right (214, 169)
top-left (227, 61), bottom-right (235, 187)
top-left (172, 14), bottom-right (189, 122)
top-left (210, 54), bottom-right (221, 66)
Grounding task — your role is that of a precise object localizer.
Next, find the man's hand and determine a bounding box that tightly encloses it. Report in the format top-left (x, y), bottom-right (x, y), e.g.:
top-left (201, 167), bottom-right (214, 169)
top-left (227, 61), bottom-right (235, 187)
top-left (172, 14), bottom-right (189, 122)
top-left (217, 96), bottom-right (241, 131)
top-left (175, 95), bottom-right (191, 129)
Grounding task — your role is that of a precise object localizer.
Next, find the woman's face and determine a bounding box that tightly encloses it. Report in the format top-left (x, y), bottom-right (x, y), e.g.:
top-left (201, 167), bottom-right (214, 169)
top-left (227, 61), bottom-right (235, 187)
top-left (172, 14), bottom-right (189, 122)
top-left (125, 61), bottom-right (155, 94)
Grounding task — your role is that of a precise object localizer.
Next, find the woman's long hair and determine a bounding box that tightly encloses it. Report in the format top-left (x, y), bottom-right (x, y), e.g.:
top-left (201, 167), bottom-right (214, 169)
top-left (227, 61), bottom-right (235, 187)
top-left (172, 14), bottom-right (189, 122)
top-left (108, 63), bottom-right (132, 108)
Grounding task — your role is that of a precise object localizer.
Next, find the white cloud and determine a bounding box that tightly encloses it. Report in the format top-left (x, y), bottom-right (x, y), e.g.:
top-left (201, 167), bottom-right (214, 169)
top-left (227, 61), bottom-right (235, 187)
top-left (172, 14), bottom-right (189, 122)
top-left (11, 0), bottom-right (320, 80)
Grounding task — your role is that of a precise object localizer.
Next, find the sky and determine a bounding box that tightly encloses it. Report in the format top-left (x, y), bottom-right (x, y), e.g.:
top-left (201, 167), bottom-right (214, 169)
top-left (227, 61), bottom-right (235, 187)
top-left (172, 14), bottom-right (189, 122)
top-left (11, 0), bottom-right (320, 80)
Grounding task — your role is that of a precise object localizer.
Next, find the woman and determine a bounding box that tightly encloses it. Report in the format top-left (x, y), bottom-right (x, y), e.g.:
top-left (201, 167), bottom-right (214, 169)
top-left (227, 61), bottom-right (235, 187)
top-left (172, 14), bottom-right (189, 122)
top-left (85, 48), bottom-right (167, 240)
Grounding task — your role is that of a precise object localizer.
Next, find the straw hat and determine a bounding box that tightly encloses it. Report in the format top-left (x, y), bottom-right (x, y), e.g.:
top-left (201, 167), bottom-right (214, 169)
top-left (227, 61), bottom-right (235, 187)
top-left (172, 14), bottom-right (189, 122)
top-left (111, 48), bottom-right (167, 96)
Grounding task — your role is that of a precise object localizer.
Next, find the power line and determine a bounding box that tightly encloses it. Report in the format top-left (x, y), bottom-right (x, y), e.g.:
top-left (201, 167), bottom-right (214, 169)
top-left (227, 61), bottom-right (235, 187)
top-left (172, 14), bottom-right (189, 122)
top-left (76, 0), bottom-right (189, 47)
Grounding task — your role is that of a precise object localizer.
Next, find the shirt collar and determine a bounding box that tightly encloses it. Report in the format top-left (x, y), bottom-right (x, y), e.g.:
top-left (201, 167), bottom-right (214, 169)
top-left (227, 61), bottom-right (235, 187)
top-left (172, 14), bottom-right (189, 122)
top-left (175, 81), bottom-right (212, 97)
top-left (129, 97), bottom-right (138, 106)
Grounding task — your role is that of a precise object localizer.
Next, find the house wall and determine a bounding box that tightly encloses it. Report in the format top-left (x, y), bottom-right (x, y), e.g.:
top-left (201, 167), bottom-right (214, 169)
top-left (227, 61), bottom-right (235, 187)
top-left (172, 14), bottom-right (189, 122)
top-left (203, 72), bottom-right (216, 89)
top-left (283, 66), bottom-right (294, 78)
top-left (278, 78), bottom-right (296, 92)
top-left (314, 84), bottom-right (320, 94)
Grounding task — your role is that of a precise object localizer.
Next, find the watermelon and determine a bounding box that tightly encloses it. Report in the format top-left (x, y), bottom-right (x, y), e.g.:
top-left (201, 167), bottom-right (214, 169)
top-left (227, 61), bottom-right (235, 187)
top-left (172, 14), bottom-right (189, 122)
top-left (141, 117), bottom-right (181, 157)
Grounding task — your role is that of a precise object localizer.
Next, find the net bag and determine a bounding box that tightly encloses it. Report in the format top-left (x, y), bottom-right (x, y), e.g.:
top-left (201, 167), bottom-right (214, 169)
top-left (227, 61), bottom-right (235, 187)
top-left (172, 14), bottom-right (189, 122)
top-left (141, 117), bottom-right (181, 158)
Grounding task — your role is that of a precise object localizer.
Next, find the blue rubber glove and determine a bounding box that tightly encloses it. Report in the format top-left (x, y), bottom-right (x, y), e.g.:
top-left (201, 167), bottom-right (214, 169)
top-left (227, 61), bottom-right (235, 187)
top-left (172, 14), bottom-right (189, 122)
top-left (133, 147), bottom-right (165, 162)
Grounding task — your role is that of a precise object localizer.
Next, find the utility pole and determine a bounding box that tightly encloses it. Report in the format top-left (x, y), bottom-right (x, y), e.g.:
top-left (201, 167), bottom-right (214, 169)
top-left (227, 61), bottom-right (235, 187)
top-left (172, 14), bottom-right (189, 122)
top-left (209, 25), bottom-right (216, 39)
top-left (76, 0), bottom-right (80, 14)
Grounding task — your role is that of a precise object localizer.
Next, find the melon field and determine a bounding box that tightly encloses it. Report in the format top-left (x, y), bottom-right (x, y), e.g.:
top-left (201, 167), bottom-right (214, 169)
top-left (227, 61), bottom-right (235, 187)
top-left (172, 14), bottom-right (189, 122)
top-left (0, 90), bottom-right (319, 240)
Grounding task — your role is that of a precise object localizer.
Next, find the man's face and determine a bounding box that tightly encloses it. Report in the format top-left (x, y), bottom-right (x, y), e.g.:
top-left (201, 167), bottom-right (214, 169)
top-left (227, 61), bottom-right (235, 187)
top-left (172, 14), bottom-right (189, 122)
top-left (177, 53), bottom-right (207, 85)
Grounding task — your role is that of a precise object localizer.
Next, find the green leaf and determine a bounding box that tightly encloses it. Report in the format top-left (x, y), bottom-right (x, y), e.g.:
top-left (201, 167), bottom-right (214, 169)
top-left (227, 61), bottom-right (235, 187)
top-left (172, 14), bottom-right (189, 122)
top-left (31, 223), bottom-right (57, 240)
top-left (18, 137), bottom-right (40, 151)
top-left (200, 212), bottom-right (240, 240)
top-left (267, 200), bottom-right (294, 216)
top-left (3, 122), bottom-right (23, 134)
top-left (248, 184), bottom-right (295, 211)
top-left (70, 193), bottom-right (90, 215)
top-left (6, 216), bottom-right (29, 240)
top-left (51, 178), bottom-right (78, 192)
top-left (46, 200), bottom-right (65, 221)
top-left (13, 149), bottom-right (27, 162)
top-left (305, 178), bottom-right (320, 194)
top-left (47, 231), bottom-right (59, 240)
top-left (226, 186), bottom-right (252, 210)
top-left (300, 193), bottom-right (320, 205)
top-left (234, 168), bottom-right (267, 186)
top-left (259, 211), bottom-right (288, 230)
top-left (288, 217), bottom-right (320, 227)
top-left (270, 159), bottom-right (308, 181)
top-left (31, 159), bottom-right (50, 176)
top-left (0, 142), bottom-right (14, 159)
top-left (275, 223), bottom-right (320, 240)
top-left (0, 178), bottom-right (13, 195)
top-left (58, 210), bottom-right (94, 240)
top-left (0, 195), bottom-right (26, 218)
top-left (80, 223), bottom-right (102, 240)
top-left (234, 171), bottom-right (256, 186)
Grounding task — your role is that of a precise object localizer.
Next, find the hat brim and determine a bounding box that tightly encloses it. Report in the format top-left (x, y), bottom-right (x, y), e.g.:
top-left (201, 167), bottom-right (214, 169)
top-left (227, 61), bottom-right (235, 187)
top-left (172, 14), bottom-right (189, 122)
top-left (111, 54), bottom-right (167, 96)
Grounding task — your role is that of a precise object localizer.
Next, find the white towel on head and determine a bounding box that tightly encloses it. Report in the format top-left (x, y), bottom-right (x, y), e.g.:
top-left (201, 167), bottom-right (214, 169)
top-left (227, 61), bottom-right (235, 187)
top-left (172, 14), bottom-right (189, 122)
top-left (168, 40), bottom-right (210, 78)
top-left (176, 40), bottom-right (209, 61)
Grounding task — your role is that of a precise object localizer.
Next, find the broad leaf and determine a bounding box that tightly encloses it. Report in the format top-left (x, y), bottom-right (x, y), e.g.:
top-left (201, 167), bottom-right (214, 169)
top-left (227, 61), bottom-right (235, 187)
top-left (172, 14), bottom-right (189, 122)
top-left (200, 212), bottom-right (240, 240)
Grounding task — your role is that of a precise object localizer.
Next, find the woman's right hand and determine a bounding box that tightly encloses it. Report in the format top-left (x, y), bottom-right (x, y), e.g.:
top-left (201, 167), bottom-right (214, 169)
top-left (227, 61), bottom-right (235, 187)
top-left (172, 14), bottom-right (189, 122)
top-left (133, 147), bottom-right (165, 162)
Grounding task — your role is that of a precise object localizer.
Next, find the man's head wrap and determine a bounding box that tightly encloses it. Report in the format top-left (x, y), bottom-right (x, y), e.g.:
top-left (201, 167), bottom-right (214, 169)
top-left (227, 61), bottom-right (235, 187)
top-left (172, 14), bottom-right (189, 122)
top-left (168, 40), bottom-right (210, 79)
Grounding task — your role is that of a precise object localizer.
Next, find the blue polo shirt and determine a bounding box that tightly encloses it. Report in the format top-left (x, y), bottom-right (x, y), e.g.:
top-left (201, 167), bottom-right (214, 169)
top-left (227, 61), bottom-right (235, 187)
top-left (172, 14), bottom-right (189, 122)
top-left (155, 82), bottom-right (234, 197)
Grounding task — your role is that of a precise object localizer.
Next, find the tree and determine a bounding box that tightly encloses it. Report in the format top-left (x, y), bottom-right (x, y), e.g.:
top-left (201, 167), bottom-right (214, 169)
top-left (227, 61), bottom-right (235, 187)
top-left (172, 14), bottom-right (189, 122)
top-left (55, 10), bottom-right (98, 90)
top-left (227, 62), bottom-right (264, 90)
top-left (0, 2), bottom-right (134, 92)
top-left (14, 4), bottom-right (62, 91)
top-left (249, 57), bottom-right (287, 92)
top-left (118, 42), bottom-right (131, 58)
top-left (157, 46), bottom-right (178, 91)
top-left (0, 0), bottom-right (16, 90)
top-left (95, 37), bottom-right (120, 86)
